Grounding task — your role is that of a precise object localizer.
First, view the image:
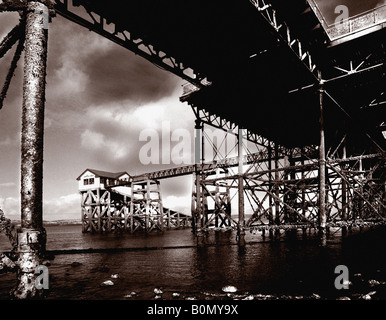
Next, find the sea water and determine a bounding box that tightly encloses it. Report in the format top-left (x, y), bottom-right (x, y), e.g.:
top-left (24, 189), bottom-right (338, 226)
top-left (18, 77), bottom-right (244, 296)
top-left (0, 224), bottom-right (385, 300)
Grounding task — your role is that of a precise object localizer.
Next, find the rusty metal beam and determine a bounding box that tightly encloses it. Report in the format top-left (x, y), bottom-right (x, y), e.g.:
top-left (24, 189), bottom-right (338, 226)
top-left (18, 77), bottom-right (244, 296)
top-left (0, 34), bottom-right (25, 110)
top-left (0, 23), bottom-right (22, 59)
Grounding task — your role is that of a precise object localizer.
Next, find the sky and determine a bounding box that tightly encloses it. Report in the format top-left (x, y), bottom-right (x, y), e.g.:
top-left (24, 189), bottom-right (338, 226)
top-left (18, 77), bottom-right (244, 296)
top-left (0, 1), bottom-right (385, 221)
top-left (0, 11), bottom-right (196, 221)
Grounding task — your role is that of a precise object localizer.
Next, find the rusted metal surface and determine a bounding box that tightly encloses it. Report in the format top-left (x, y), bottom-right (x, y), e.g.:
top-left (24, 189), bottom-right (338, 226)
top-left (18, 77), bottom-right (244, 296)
top-left (237, 129), bottom-right (246, 246)
top-left (318, 74), bottom-right (327, 233)
top-left (20, 1), bottom-right (48, 230)
top-left (0, 28), bottom-right (25, 110)
top-left (12, 0), bottom-right (50, 299)
top-left (0, 23), bottom-right (22, 58)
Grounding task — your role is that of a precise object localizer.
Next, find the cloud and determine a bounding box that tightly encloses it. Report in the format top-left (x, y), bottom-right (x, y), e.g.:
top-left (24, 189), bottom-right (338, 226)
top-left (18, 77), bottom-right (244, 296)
top-left (163, 195), bottom-right (191, 215)
top-left (0, 193), bottom-right (81, 221)
top-left (43, 193), bottom-right (81, 221)
top-left (0, 196), bottom-right (19, 219)
top-left (84, 47), bottom-right (180, 105)
top-left (46, 15), bottom-right (180, 113)
top-left (76, 90), bottom-right (194, 170)
top-left (0, 182), bottom-right (16, 188)
top-left (0, 12), bottom-right (19, 38)
top-left (81, 129), bottom-right (131, 161)
top-left (0, 137), bottom-right (13, 146)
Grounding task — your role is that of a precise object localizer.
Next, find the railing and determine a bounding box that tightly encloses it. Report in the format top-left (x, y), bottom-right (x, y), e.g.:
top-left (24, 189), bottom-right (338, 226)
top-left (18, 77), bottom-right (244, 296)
top-left (328, 4), bottom-right (386, 41)
top-left (308, 1), bottom-right (386, 42)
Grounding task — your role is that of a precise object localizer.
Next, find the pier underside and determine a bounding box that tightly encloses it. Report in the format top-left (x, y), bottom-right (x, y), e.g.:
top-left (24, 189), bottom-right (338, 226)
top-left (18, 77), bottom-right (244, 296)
top-left (0, 0), bottom-right (385, 298)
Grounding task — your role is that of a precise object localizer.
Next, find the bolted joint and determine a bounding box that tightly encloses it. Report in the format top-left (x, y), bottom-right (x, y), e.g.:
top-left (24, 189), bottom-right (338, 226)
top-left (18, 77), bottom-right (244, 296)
top-left (194, 119), bottom-right (203, 130)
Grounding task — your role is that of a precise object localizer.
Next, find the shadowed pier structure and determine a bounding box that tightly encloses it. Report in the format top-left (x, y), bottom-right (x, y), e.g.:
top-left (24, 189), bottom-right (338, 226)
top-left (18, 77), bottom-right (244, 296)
top-left (0, 0), bottom-right (385, 298)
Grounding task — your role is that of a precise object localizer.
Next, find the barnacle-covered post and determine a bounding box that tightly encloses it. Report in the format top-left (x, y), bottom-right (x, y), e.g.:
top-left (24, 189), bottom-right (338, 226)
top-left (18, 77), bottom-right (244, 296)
top-left (12, 0), bottom-right (52, 299)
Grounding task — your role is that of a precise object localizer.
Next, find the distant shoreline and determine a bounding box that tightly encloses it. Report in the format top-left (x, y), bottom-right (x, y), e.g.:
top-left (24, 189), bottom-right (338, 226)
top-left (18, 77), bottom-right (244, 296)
top-left (10, 220), bottom-right (82, 226)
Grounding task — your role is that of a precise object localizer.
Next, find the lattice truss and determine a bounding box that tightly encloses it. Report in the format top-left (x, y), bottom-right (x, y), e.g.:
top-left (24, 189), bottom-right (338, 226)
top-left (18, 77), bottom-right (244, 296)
top-left (129, 180), bottom-right (164, 233)
top-left (80, 188), bottom-right (128, 233)
top-left (80, 179), bottom-right (190, 234)
top-left (191, 111), bottom-right (385, 235)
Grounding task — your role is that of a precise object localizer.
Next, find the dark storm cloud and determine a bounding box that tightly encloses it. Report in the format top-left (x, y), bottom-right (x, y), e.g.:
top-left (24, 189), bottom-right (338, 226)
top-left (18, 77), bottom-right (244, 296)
top-left (84, 46), bottom-right (180, 105)
top-left (46, 15), bottom-right (180, 108)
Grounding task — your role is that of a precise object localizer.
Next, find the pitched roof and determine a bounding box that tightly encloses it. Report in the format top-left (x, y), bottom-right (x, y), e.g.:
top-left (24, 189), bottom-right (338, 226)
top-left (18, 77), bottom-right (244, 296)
top-left (76, 169), bottom-right (130, 181)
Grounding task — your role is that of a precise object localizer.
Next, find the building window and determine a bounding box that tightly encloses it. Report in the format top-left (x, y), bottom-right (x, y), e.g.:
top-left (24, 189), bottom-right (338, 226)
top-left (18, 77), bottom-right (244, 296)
top-left (83, 178), bottom-right (95, 185)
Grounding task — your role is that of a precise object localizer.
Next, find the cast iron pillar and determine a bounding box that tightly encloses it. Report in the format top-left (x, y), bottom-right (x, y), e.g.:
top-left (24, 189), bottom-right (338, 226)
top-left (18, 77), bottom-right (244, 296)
top-left (12, 0), bottom-right (50, 299)
top-left (318, 72), bottom-right (327, 236)
top-left (194, 119), bottom-right (204, 245)
top-left (237, 128), bottom-right (246, 246)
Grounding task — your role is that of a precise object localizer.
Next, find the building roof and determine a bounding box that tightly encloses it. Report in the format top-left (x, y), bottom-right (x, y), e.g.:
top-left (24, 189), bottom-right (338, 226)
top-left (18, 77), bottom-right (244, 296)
top-left (76, 169), bottom-right (130, 181)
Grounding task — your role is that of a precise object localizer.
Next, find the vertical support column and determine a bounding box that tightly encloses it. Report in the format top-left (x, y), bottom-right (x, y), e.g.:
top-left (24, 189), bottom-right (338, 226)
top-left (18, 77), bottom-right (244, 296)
top-left (191, 173), bottom-right (197, 234)
top-left (274, 144), bottom-right (280, 225)
top-left (225, 171), bottom-right (232, 227)
top-left (196, 170), bottom-right (204, 246)
top-left (301, 148), bottom-right (306, 220)
top-left (81, 192), bottom-right (86, 233)
top-left (96, 188), bottom-right (101, 232)
top-left (157, 181), bottom-right (164, 232)
top-left (167, 209), bottom-right (171, 229)
top-left (124, 195), bottom-right (129, 232)
top-left (341, 138), bottom-right (348, 235)
top-left (358, 159), bottom-right (364, 219)
top-left (13, 0), bottom-right (50, 299)
top-left (268, 146), bottom-right (274, 225)
top-left (88, 192), bottom-right (93, 232)
top-left (145, 180), bottom-right (150, 234)
top-left (318, 72), bottom-right (327, 235)
top-left (215, 183), bottom-right (220, 228)
top-left (177, 212), bottom-right (181, 228)
top-left (130, 184), bottom-right (134, 233)
top-left (194, 119), bottom-right (204, 245)
top-left (288, 153), bottom-right (296, 223)
top-left (237, 128), bottom-right (246, 246)
top-left (195, 119), bottom-right (203, 165)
